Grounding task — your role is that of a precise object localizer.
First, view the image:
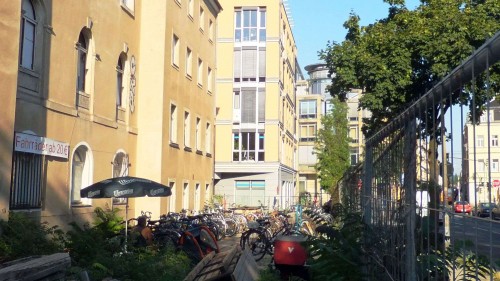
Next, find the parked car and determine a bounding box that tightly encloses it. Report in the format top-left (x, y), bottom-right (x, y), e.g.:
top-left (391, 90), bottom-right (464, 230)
top-left (492, 205), bottom-right (500, 220)
top-left (475, 202), bottom-right (496, 217)
top-left (454, 201), bottom-right (472, 214)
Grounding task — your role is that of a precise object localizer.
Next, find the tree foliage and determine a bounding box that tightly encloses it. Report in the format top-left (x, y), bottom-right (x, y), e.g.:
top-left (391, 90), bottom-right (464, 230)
top-left (314, 97), bottom-right (351, 192)
top-left (321, 0), bottom-right (500, 137)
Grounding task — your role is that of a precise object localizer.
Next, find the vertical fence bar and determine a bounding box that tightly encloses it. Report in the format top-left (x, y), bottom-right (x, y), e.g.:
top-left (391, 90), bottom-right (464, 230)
top-left (404, 118), bottom-right (417, 281)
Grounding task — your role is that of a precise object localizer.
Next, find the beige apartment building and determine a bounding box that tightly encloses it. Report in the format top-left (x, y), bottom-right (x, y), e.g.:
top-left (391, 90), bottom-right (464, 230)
top-left (214, 0), bottom-right (298, 209)
top-left (297, 63), bottom-right (367, 204)
top-left (0, 0), bottom-right (221, 227)
top-left (464, 100), bottom-right (500, 206)
top-left (297, 63), bottom-right (328, 204)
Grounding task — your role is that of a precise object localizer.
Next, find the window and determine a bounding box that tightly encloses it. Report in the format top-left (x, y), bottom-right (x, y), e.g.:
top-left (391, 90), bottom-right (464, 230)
top-left (186, 47), bottom-right (192, 77)
top-left (116, 53), bottom-right (127, 121)
top-left (349, 126), bottom-right (359, 143)
top-left (234, 180), bottom-right (265, 206)
top-left (194, 183), bottom-right (200, 211)
top-left (476, 135), bottom-right (484, 147)
top-left (197, 58), bottom-right (203, 86)
top-left (205, 122), bottom-right (211, 153)
top-left (10, 151), bottom-right (43, 210)
top-left (236, 88), bottom-right (265, 124)
top-left (196, 117), bottom-right (201, 151)
top-left (300, 100), bottom-right (317, 119)
top-left (350, 148), bottom-right (359, 166)
top-left (233, 91), bottom-right (240, 109)
top-left (492, 159), bottom-right (499, 172)
top-left (20, 0), bottom-right (36, 69)
top-left (492, 135), bottom-right (499, 147)
top-left (183, 183), bottom-right (189, 210)
top-left (233, 131), bottom-right (265, 161)
top-left (300, 124), bottom-right (316, 142)
top-left (172, 34), bottom-right (179, 67)
top-left (236, 180), bottom-right (265, 190)
top-left (71, 145), bottom-right (93, 205)
top-left (207, 67), bottom-right (213, 93)
top-left (120, 0), bottom-right (135, 14)
top-left (76, 31), bottom-right (88, 94)
top-left (478, 159), bottom-right (485, 172)
top-left (209, 19), bottom-right (214, 41)
top-left (184, 111), bottom-right (191, 148)
top-left (234, 8), bottom-right (266, 42)
top-left (188, 0), bottom-right (194, 18)
top-left (325, 100), bottom-right (334, 115)
top-left (258, 48), bottom-right (266, 82)
top-left (233, 48), bottom-right (263, 82)
top-left (480, 112), bottom-right (493, 123)
top-left (205, 183), bottom-right (210, 200)
top-left (169, 181), bottom-right (176, 212)
top-left (170, 104), bottom-right (178, 143)
top-left (199, 6), bottom-right (205, 31)
top-left (112, 152), bottom-right (129, 205)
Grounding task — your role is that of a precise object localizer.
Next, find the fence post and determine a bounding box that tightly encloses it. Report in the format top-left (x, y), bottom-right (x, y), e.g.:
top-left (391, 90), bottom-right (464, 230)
top-left (404, 118), bottom-right (417, 281)
top-left (362, 143), bottom-right (373, 226)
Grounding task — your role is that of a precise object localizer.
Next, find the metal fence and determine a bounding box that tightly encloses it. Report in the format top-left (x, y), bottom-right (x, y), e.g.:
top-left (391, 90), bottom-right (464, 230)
top-left (340, 31), bottom-right (500, 280)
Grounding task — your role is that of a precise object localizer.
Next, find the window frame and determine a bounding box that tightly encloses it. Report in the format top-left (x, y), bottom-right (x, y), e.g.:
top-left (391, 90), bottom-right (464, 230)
top-left (170, 103), bottom-right (178, 144)
top-left (300, 123), bottom-right (316, 142)
top-left (199, 6), bottom-right (205, 32)
top-left (232, 131), bottom-right (265, 162)
top-left (205, 122), bottom-right (211, 154)
top-left (195, 117), bottom-right (201, 152)
top-left (172, 34), bottom-right (180, 68)
top-left (120, 0), bottom-right (135, 15)
top-left (186, 46), bottom-right (192, 78)
top-left (299, 100), bottom-right (317, 119)
top-left (20, 0), bottom-right (36, 70)
top-left (188, 0), bottom-right (194, 19)
top-left (207, 67), bottom-right (213, 93)
top-left (184, 110), bottom-right (191, 148)
top-left (197, 57), bottom-right (203, 86)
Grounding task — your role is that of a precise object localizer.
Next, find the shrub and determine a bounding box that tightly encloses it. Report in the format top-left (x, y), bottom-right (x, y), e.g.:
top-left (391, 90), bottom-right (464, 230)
top-left (0, 212), bottom-right (64, 263)
top-left (66, 207), bottom-right (193, 281)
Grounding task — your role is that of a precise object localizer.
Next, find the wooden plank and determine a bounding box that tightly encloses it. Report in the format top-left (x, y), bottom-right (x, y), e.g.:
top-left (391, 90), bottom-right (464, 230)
top-left (0, 253), bottom-right (70, 281)
top-left (183, 251), bottom-right (216, 281)
top-left (232, 249), bottom-right (259, 281)
top-left (221, 245), bottom-right (241, 272)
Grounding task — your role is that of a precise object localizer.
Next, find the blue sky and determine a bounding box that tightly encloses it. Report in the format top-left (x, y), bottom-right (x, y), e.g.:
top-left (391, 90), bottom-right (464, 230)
top-left (288, 0), bottom-right (421, 72)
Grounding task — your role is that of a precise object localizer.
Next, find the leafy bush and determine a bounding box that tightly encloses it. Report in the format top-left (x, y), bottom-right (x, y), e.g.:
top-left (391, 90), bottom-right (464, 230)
top-left (0, 212), bottom-right (65, 263)
top-left (304, 210), bottom-right (368, 281)
top-left (65, 207), bottom-right (193, 281)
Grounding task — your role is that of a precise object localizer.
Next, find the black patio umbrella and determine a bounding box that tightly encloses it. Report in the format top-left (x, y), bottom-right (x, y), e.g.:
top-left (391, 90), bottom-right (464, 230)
top-left (80, 176), bottom-right (172, 199)
top-left (80, 176), bottom-right (172, 248)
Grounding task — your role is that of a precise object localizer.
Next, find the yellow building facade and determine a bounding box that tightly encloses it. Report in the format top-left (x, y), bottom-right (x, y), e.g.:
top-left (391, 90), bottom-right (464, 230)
top-left (0, 0), bottom-right (221, 227)
top-left (214, 0), bottom-right (298, 209)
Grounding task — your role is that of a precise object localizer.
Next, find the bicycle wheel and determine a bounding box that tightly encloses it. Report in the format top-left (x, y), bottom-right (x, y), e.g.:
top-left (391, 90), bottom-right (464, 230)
top-left (224, 219), bottom-right (237, 237)
top-left (241, 229), bottom-right (268, 261)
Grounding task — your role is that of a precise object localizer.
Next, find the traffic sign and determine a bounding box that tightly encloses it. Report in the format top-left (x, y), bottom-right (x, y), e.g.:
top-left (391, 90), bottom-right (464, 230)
top-left (493, 179), bottom-right (500, 187)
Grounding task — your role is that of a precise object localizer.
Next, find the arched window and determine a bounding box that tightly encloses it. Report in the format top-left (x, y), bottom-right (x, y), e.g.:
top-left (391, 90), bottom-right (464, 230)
top-left (71, 145), bottom-right (93, 205)
top-left (112, 152), bottom-right (128, 205)
top-left (20, 0), bottom-right (36, 69)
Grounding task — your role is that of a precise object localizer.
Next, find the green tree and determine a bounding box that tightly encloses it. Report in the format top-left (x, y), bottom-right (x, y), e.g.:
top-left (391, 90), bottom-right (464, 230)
top-left (323, 1), bottom-right (500, 138)
top-left (314, 97), bottom-right (351, 196)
